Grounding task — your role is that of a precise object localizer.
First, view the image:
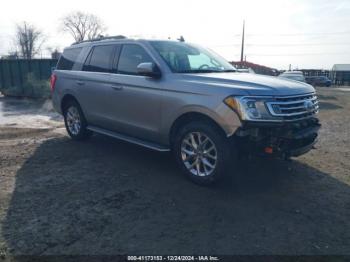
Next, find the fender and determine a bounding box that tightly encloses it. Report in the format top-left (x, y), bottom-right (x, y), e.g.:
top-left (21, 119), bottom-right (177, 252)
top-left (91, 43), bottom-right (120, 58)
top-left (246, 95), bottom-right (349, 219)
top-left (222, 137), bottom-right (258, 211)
top-left (160, 104), bottom-right (241, 145)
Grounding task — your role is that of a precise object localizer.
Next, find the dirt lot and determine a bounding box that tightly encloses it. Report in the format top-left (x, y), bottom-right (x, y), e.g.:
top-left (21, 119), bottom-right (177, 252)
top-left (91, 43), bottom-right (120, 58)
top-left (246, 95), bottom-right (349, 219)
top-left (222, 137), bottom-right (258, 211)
top-left (0, 87), bottom-right (349, 255)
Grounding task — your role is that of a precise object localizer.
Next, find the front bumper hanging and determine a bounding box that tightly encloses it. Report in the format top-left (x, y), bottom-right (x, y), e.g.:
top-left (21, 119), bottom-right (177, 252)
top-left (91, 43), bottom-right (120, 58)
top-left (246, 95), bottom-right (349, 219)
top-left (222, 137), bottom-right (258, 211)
top-left (235, 117), bottom-right (321, 158)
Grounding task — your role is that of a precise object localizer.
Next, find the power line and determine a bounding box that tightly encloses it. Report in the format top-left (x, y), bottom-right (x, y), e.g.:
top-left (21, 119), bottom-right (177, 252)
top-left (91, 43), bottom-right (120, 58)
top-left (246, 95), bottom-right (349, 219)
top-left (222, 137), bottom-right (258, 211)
top-left (210, 43), bottom-right (350, 47)
top-left (247, 52), bottom-right (350, 56)
top-left (247, 43), bottom-right (350, 47)
top-left (233, 31), bottom-right (350, 37)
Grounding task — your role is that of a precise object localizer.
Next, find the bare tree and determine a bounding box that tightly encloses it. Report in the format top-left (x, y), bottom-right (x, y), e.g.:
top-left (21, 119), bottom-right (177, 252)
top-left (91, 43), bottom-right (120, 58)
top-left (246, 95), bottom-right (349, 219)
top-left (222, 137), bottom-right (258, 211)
top-left (60, 11), bottom-right (106, 42)
top-left (14, 22), bottom-right (45, 59)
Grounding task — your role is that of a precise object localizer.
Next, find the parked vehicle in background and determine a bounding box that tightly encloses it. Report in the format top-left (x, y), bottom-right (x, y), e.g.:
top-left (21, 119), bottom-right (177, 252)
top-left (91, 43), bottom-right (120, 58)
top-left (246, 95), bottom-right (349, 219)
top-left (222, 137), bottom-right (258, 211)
top-left (237, 68), bottom-right (255, 74)
top-left (278, 71), bottom-right (306, 83)
top-left (51, 37), bottom-right (320, 185)
top-left (306, 76), bottom-right (332, 87)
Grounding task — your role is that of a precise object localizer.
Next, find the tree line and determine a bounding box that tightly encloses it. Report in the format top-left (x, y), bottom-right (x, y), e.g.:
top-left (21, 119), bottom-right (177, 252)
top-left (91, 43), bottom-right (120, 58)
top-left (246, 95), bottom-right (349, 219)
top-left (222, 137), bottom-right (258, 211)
top-left (4, 11), bottom-right (106, 60)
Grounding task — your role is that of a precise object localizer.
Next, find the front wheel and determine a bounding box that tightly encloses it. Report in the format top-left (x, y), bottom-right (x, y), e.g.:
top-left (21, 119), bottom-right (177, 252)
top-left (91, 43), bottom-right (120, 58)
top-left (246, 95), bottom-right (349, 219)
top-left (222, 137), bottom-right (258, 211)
top-left (173, 121), bottom-right (233, 185)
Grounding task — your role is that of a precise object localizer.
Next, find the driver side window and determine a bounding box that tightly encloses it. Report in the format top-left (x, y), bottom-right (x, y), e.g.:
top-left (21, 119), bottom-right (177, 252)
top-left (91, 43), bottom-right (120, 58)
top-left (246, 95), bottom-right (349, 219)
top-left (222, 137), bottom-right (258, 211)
top-left (117, 44), bottom-right (153, 75)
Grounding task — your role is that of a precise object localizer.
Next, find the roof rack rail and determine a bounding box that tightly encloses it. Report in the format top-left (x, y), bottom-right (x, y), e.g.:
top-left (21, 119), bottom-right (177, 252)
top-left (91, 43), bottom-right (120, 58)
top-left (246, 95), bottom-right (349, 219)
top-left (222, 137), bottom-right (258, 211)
top-left (71, 35), bottom-right (127, 45)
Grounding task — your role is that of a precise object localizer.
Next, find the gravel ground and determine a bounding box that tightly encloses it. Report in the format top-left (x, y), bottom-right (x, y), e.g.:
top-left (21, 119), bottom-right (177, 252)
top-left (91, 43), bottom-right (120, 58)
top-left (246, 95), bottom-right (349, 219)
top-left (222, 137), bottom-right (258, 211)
top-left (0, 87), bottom-right (349, 256)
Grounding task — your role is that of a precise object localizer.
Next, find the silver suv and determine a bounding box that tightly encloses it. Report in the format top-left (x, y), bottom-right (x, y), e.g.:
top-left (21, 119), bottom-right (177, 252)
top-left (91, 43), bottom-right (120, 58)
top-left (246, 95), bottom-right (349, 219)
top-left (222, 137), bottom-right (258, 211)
top-left (51, 36), bottom-right (320, 185)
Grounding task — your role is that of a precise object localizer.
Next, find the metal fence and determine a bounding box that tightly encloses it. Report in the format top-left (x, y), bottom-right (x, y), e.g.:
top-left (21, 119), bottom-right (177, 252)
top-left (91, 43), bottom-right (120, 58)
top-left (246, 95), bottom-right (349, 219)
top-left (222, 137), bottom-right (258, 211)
top-left (0, 59), bottom-right (58, 97)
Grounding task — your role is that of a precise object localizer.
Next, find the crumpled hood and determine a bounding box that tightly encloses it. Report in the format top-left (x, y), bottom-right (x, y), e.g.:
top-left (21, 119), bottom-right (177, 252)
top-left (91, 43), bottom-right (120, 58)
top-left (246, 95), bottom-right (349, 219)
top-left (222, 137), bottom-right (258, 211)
top-left (180, 72), bottom-right (315, 96)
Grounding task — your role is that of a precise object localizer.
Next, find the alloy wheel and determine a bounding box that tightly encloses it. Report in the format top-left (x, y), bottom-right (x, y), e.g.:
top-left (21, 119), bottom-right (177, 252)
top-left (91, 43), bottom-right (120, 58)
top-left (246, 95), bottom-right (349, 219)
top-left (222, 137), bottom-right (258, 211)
top-left (66, 106), bottom-right (81, 136)
top-left (180, 132), bottom-right (218, 176)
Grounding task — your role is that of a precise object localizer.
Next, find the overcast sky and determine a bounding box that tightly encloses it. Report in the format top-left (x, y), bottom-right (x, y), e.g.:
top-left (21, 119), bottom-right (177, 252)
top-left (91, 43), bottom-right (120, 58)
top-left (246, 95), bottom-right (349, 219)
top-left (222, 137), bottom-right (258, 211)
top-left (1, 0), bottom-right (350, 70)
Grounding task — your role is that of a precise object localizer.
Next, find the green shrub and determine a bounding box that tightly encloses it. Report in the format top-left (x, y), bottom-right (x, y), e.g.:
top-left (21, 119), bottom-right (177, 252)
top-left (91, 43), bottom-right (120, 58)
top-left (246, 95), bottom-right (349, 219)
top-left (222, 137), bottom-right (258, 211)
top-left (1, 85), bottom-right (23, 97)
top-left (1, 72), bottom-right (51, 98)
top-left (23, 72), bottom-right (51, 98)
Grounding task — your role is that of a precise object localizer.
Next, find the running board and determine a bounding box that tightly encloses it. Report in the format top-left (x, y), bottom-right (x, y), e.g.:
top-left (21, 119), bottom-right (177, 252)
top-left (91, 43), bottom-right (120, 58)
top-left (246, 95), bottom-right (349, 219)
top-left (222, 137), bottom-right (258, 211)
top-left (87, 125), bottom-right (170, 152)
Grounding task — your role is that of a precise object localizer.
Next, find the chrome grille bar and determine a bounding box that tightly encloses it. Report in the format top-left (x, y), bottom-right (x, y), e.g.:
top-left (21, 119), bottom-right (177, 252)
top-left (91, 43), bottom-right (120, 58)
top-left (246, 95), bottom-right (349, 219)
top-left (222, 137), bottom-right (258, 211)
top-left (266, 93), bottom-right (319, 121)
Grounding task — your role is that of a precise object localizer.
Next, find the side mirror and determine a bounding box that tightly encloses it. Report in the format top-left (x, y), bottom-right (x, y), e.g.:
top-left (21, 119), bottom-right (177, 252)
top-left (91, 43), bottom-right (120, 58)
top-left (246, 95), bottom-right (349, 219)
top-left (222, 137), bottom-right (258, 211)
top-left (137, 62), bottom-right (161, 78)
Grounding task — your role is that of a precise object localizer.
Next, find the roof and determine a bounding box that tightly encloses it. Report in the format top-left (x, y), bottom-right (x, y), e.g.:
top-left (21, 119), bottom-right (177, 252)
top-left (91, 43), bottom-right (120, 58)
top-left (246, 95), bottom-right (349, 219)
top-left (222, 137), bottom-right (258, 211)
top-left (67, 38), bottom-right (139, 50)
top-left (68, 37), bottom-right (181, 49)
top-left (71, 35), bottom-right (128, 46)
top-left (281, 71), bottom-right (303, 75)
top-left (332, 64), bottom-right (350, 71)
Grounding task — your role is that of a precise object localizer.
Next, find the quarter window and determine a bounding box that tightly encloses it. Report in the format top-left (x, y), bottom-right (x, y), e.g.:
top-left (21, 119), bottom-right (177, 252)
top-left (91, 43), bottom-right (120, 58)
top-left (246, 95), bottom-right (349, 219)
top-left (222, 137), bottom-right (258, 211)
top-left (83, 45), bottom-right (115, 73)
top-left (117, 44), bottom-right (153, 75)
top-left (57, 47), bottom-right (82, 70)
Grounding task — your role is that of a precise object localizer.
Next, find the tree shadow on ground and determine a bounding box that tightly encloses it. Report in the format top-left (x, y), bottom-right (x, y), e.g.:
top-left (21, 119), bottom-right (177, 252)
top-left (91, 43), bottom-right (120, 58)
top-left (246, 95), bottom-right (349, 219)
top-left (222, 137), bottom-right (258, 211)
top-left (2, 134), bottom-right (350, 255)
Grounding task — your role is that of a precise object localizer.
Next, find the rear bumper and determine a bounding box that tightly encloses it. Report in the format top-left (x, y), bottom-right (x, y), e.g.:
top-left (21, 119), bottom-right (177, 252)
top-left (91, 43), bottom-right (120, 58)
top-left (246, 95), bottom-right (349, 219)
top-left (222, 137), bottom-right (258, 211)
top-left (235, 117), bottom-right (320, 158)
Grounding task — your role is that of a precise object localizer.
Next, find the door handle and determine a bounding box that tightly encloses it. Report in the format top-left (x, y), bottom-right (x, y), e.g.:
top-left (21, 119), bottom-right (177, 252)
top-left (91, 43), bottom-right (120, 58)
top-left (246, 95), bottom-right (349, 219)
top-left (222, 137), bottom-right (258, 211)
top-left (76, 80), bottom-right (85, 86)
top-left (111, 85), bottom-right (124, 91)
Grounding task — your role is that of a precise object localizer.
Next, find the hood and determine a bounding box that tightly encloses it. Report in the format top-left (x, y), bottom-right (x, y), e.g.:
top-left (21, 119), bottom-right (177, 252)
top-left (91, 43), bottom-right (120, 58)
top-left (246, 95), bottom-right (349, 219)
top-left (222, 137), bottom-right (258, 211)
top-left (180, 72), bottom-right (315, 96)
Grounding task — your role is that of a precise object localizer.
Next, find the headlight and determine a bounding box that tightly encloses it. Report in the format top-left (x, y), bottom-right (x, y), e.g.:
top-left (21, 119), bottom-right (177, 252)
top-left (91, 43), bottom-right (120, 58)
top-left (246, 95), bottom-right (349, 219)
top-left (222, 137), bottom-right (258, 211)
top-left (224, 96), bottom-right (281, 121)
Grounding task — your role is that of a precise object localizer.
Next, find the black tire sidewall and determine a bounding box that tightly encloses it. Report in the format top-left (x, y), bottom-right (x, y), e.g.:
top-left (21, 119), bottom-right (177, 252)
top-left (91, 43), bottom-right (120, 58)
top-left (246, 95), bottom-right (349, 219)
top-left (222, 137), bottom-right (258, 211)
top-left (63, 100), bottom-right (90, 140)
top-left (173, 121), bottom-right (231, 185)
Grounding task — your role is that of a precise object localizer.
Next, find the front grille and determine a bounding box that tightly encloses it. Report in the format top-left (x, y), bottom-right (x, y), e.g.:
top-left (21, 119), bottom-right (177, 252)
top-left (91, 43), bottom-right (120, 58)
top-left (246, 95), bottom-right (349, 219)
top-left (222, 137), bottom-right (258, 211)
top-left (266, 93), bottom-right (319, 121)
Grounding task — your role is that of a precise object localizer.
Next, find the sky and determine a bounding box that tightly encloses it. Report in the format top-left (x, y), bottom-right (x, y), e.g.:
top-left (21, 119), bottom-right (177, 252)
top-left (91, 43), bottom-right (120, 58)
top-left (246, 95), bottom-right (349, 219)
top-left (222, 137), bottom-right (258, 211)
top-left (0, 0), bottom-right (350, 70)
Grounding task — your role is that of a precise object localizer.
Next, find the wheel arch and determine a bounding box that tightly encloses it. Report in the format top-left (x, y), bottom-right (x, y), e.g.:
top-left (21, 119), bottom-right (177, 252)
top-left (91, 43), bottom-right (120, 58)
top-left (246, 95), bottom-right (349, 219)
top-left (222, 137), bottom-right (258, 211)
top-left (169, 111), bottom-right (228, 147)
top-left (61, 94), bottom-right (80, 113)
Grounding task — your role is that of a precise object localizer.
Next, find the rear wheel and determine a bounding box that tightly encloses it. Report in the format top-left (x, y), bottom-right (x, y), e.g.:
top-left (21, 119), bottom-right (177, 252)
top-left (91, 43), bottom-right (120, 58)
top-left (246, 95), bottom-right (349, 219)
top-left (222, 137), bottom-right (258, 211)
top-left (173, 121), bottom-right (233, 185)
top-left (63, 100), bottom-right (91, 140)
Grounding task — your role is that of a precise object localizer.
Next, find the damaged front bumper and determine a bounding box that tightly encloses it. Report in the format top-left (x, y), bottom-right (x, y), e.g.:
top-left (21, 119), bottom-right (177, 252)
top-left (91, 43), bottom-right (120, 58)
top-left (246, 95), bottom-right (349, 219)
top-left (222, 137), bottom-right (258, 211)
top-left (235, 117), bottom-right (321, 158)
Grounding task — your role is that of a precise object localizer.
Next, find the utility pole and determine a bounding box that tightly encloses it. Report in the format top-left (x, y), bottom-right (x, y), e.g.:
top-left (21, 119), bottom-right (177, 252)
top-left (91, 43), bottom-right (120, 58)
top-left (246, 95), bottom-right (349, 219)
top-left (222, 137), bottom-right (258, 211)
top-left (240, 20), bottom-right (245, 62)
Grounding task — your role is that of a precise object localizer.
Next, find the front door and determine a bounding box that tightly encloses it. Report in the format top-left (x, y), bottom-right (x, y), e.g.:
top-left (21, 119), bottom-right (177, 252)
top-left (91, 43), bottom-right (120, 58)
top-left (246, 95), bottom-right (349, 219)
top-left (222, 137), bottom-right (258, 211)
top-left (107, 44), bottom-right (162, 143)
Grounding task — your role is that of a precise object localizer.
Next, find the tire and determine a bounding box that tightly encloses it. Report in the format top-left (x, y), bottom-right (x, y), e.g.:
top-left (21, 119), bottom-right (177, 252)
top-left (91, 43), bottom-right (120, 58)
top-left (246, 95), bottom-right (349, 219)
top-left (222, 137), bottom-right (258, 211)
top-left (63, 100), bottom-right (92, 141)
top-left (173, 121), bottom-right (233, 185)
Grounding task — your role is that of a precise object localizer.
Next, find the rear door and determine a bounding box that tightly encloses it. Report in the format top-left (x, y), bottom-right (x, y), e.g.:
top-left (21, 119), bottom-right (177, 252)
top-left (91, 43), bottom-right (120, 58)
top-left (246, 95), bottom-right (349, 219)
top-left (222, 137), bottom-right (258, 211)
top-left (107, 44), bottom-right (162, 142)
top-left (76, 44), bottom-right (118, 128)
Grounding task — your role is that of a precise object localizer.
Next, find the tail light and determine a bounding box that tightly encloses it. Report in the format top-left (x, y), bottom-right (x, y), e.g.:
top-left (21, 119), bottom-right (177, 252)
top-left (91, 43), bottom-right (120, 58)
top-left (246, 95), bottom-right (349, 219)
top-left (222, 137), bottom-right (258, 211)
top-left (50, 74), bottom-right (57, 92)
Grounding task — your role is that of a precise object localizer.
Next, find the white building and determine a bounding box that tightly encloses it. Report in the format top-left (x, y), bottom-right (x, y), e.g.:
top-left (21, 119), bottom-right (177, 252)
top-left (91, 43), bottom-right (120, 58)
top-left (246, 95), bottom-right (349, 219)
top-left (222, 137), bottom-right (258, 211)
top-left (330, 64), bottom-right (350, 85)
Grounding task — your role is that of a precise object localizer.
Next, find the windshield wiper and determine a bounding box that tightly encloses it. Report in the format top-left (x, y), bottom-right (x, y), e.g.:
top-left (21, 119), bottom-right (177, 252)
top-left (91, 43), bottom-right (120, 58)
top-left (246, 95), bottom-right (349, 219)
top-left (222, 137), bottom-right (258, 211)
top-left (177, 69), bottom-right (235, 73)
top-left (177, 70), bottom-right (216, 73)
top-left (218, 69), bottom-right (236, 72)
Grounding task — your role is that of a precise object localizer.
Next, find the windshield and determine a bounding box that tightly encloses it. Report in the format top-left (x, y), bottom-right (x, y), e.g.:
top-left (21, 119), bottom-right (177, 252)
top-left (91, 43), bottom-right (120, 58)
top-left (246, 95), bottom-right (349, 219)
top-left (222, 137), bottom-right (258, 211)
top-left (150, 41), bottom-right (236, 73)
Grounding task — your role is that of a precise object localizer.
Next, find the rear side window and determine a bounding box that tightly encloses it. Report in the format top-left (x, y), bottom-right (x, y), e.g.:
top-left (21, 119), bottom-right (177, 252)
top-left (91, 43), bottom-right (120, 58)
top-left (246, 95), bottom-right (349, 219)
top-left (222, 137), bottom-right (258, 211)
top-left (83, 45), bottom-right (115, 73)
top-left (117, 44), bottom-right (153, 75)
top-left (57, 48), bottom-right (82, 70)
